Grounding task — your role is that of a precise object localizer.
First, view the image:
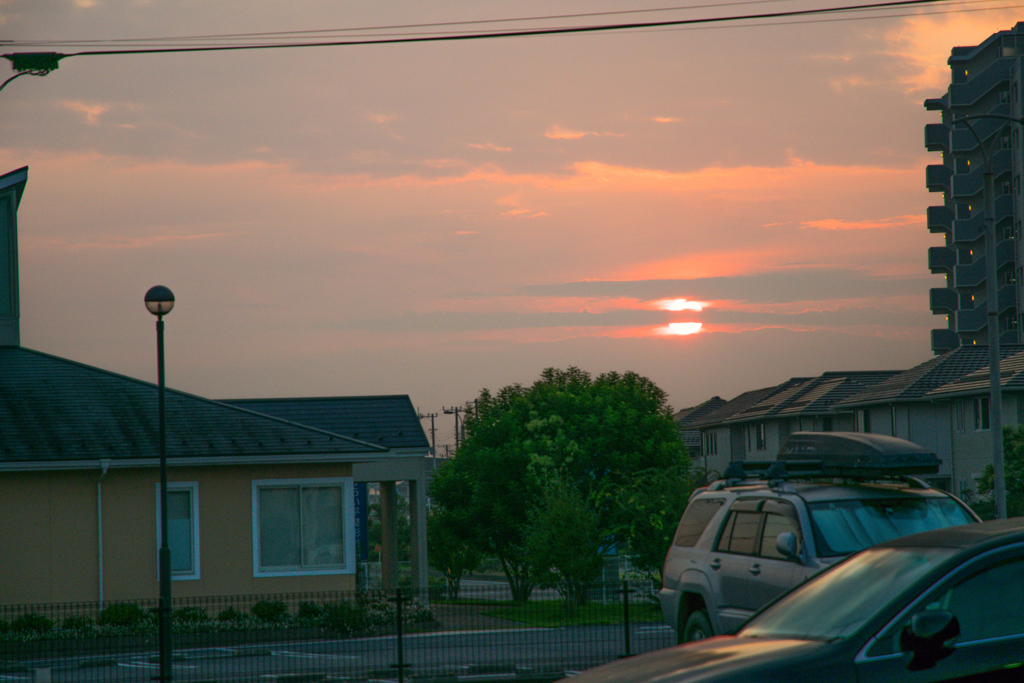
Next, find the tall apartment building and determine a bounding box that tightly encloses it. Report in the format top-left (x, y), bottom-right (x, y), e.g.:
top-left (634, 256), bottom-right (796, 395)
top-left (925, 22), bottom-right (1024, 353)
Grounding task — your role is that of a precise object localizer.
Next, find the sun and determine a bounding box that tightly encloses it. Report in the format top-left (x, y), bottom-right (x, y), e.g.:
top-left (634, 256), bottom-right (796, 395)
top-left (660, 299), bottom-right (704, 312)
top-left (668, 322), bottom-right (703, 335)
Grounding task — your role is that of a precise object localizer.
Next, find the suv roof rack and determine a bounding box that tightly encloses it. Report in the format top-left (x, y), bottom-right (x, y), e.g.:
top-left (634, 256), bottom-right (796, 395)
top-left (713, 432), bottom-right (940, 488)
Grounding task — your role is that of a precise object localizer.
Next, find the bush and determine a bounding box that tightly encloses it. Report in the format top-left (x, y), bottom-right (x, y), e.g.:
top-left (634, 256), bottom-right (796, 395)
top-left (173, 607), bottom-right (210, 623)
top-left (98, 603), bottom-right (149, 627)
top-left (61, 615), bottom-right (94, 631)
top-left (12, 613), bottom-right (53, 633)
top-left (322, 601), bottom-right (368, 637)
top-left (217, 607), bottom-right (244, 622)
top-left (297, 601), bottom-right (324, 620)
top-left (251, 600), bottom-right (288, 623)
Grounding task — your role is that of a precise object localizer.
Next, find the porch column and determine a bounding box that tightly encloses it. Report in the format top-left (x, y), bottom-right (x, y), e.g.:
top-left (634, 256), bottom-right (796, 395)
top-left (379, 481), bottom-right (399, 592)
top-left (408, 470), bottom-right (428, 594)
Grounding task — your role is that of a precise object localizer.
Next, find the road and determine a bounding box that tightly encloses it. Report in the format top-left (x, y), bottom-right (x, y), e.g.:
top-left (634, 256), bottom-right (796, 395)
top-left (7, 623), bottom-right (676, 683)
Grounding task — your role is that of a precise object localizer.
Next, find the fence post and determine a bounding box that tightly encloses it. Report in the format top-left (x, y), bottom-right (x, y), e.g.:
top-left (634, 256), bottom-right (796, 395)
top-left (390, 588), bottom-right (411, 683)
top-left (617, 579), bottom-right (633, 658)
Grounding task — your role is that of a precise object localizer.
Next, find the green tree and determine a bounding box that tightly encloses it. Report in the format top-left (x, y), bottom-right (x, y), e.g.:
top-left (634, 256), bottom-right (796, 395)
top-left (526, 474), bottom-right (605, 614)
top-left (976, 425), bottom-right (1024, 519)
top-left (429, 367), bottom-right (690, 601)
top-left (427, 508), bottom-right (483, 600)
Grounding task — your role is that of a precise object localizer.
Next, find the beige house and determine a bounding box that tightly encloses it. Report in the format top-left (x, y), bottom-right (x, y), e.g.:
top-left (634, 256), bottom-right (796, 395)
top-left (0, 166), bottom-right (429, 605)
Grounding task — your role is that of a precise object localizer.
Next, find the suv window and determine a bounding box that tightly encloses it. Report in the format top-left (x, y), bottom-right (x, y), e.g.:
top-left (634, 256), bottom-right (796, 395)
top-left (807, 497), bottom-right (976, 557)
top-left (673, 497), bottom-right (725, 547)
top-left (715, 499), bottom-right (801, 559)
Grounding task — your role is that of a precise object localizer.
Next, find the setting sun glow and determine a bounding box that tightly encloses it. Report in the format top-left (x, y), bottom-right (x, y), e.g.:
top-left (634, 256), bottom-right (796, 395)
top-left (668, 322), bottom-right (703, 335)
top-left (660, 299), bottom-right (705, 312)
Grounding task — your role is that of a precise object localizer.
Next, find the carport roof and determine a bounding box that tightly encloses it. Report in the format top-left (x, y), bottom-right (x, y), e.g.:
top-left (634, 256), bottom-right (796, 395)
top-left (0, 346), bottom-right (387, 467)
top-left (220, 396), bottom-right (430, 451)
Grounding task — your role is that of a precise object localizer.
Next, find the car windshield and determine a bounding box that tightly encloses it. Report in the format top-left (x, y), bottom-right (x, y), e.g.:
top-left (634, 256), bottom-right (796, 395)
top-left (739, 546), bottom-right (955, 642)
top-left (807, 497), bottom-right (974, 557)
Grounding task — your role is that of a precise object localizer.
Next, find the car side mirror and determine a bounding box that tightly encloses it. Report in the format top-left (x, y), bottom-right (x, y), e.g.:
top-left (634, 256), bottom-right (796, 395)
top-left (775, 532), bottom-right (799, 560)
top-left (899, 610), bottom-right (960, 671)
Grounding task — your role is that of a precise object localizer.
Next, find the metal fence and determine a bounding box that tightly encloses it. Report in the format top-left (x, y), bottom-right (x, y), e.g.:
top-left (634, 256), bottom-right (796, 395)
top-left (0, 581), bottom-right (675, 683)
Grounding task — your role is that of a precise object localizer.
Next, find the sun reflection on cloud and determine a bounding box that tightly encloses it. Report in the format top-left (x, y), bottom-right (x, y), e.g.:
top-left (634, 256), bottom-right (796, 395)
top-left (667, 322), bottom-right (703, 335)
top-left (658, 298), bottom-right (705, 312)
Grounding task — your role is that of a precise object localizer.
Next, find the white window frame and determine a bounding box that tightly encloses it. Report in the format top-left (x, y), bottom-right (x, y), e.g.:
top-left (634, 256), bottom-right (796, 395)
top-left (155, 481), bottom-right (200, 581)
top-left (252, 477), bottom-right (356, 578)
top-left (975, 397), bottom-right (991, 431)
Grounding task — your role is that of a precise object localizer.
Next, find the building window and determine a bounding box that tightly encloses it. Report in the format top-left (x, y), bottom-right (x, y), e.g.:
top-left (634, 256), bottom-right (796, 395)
top-left (755, 423), bottom-right (766, 451)
top-left (955, 400), bottom-right (967, 434)
top-left (822, 415), bottom-right (833, 432)
top-left (975, 397), bottom-right (991, 431)
top-left (702, 431), bottom-right (718, 456)
top-left (156, 482), bottom-right (200, 580)
top-left (252, 478), bottom-right (355, 577)
top-left (857, 409), bottom-right (871, 433)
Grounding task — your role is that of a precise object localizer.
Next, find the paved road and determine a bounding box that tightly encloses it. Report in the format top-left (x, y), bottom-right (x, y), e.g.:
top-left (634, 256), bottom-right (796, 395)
top-left (7, 623), bottom-right (676, 683)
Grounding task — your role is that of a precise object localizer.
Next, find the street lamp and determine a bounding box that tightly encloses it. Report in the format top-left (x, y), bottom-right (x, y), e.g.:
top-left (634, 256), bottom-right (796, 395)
top-left (145, 285), bottom-right (174, 683)
top-left (950, 112), bottom-right (1024, 519)
top-left (0, 52), bottom-right (63, 94)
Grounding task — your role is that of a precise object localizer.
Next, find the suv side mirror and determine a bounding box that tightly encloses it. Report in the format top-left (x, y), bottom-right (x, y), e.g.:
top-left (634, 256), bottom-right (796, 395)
top-left (899, 610), bottom-right (960, 671)
top-left (775, 532), bottom-right (799, 560)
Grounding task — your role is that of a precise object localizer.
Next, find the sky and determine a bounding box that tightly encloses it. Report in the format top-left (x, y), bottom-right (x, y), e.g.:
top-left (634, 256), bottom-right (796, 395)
top-left (2, 1), bottom-right (1023, 449)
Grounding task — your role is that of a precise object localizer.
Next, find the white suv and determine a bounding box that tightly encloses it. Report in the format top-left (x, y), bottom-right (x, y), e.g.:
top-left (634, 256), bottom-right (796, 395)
top-left (659, 432), bottom-right (980, 642)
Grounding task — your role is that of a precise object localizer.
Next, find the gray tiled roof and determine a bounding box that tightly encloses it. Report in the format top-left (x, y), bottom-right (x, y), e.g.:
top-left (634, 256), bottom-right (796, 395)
top-left (927, 349), bottom-right (1024, 397)
top-left (221, 397), bottom-right (430, 450)
top-left (776, 371), bottom-right (902, 415)
top-left (836, 345), bottom-right (1024, 407)
top-left (689, 383), bottom-right (800, 428)
top-left (0, 346), bottom-right (387, 466)
top-left (674, 397), bottom-right (727, 450)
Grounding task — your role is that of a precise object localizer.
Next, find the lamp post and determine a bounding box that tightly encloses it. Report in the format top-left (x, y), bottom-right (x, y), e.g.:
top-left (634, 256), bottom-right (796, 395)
top-left (145, 285), bottom-right (175, 683)
top-left (951, 112), bottom-right (1024, 519)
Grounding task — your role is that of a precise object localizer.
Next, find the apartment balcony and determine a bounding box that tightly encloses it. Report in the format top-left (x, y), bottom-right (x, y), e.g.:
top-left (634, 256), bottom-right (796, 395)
top-left (951, 167), bottom-right (983, 199)
top-left (955, 256), bottom-right (987, 287)
top-left (948, 60), bottom-right (1011, 107)
top-left (927, 205), bottom-right (954, 235)
top-left (952, 211), bottom-right (984, 243)
top-left (925, 123), bottom-right (951, 153)
top-left (931, 328), bottom-right (960, 353)
top-left (926, 164), bottom-right (953, 193)
top-left (928, 246), bottom-right (957, 274)
top-left (929, 287), bottom-right (959, 314)
top-left (998, 282), bottom-right (1017, 314)
top-left (956, 304), bottom-right (987, 333)
top-left (951, 108), bottom-right (1013, 153)
top-left (998, 238), bottom-right (1016, 268)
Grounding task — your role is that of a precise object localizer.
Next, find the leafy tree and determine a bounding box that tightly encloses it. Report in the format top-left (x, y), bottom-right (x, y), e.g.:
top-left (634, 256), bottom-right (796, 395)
top-left (429, 367), bottom-right (690, 600)
top-left (526, 474), bottom-right (605, 614)
top-left (427, 508), bottom-right (483, 600)
top-left (613, 463), bottom-right (696, 577)
top-left (976, 425), bottom-right (1024, 519)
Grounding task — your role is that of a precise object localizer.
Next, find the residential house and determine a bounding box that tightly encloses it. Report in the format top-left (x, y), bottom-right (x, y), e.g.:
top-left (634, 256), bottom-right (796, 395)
top-left (0, 166), bottom-right (430, 605)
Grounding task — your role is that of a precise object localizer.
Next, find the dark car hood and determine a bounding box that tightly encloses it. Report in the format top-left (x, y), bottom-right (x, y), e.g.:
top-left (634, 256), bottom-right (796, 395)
top-left (563, 637), bottom-right (826, 683)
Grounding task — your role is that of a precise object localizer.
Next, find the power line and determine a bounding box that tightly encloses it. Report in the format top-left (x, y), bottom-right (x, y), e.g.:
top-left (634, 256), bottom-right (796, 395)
top-left (0, 0), bottom-right (991, 61)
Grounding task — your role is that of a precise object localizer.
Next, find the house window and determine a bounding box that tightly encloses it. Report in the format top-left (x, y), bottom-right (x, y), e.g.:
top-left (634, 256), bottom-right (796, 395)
top-left (955, 400), bottom-right (967, 434)
top-left (702, 431), bottom-right (718, 456)
top-left (857, 409), bottom-right (871, 433)
top-left (755, 423), bottom-right (766, 451)
top-left (252, 478), bottom-right (355, 577)
top-left (975, 397), bottom-right (991, 431)
top-left (155, 482), bottom-right (200, 580)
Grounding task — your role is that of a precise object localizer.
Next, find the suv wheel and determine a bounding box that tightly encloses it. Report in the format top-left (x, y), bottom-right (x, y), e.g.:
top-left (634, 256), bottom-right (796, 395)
top-left (683, 610), bottom-right (713, 642)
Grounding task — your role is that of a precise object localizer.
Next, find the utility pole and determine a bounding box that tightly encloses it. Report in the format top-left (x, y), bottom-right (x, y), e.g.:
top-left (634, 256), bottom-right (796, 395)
top-left (418, 411), bottom-right (437, 470)
top-left (443, 405), bottom-right (465, 451)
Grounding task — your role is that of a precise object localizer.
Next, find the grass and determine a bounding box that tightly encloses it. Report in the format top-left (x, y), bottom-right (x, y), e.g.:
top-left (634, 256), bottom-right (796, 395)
top-left (482, 600), bottom-right (662, 628)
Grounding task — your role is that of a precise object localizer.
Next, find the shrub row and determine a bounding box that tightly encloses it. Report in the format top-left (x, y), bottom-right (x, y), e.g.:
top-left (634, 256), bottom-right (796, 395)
top-left (0, 592), bottom-right (434, 642)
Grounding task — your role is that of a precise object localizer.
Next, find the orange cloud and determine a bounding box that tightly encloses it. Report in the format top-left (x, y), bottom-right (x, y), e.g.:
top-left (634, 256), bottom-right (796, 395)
top-left (544, 125), bottom-right (624, 140)
top-left (799, 215), bottom-right (923, 231)
top-left (885, 10), bottom-right (1023, 93)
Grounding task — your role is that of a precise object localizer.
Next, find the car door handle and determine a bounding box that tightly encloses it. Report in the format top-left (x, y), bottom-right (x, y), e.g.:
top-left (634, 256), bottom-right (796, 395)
top-left (749, 563), bottom-right (761, 576)
top-left (709, 558), bottom-right (721, 570)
